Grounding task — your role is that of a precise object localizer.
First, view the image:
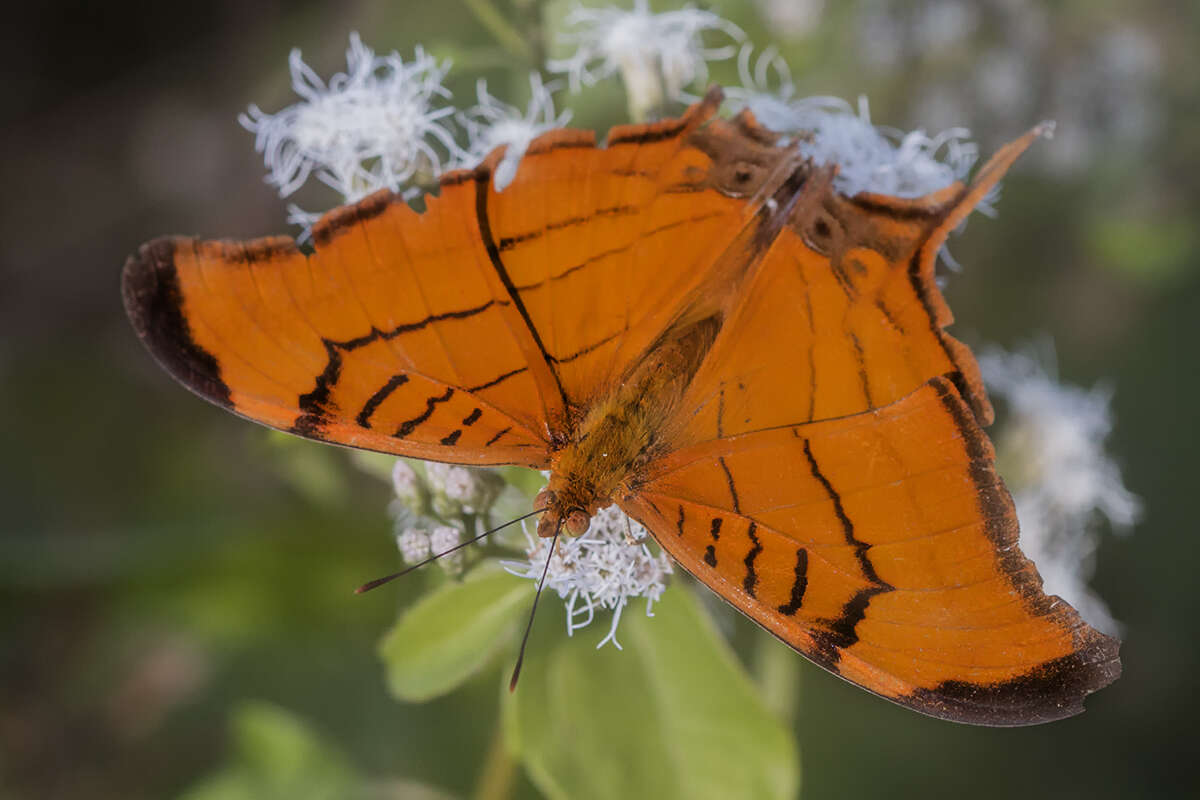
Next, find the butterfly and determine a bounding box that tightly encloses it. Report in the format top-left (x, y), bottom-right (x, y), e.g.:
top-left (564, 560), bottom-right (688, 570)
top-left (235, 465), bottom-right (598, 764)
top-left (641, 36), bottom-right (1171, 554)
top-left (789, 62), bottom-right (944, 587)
top-left (122, 87), bottom-right (1119, 726)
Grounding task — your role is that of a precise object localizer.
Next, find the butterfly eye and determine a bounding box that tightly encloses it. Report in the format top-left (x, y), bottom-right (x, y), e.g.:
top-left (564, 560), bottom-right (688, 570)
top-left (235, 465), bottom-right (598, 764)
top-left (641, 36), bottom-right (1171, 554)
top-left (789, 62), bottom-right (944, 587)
top-left (565, 509), bottom-right (591, 536)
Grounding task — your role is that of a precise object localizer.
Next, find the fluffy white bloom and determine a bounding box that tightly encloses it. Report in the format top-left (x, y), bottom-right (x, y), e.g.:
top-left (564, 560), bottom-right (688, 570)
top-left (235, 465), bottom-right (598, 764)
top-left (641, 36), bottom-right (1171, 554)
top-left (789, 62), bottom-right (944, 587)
top-left (430, 525), bottom-right (464, 573)
top-left (727, 47), bottom-right (986, 203)
top-left (503, 505), bottom-right (673, 649)
top-left (397, 528), bottom-right (432, 565)
top-left (457, 73), bottom-right (572, 190)
top-left (425, 462), bottom-right (476, 509)
top-left (981, 343), bottom-right (1141, 634)
top-left (240, 32), bottom-right (460, 226)
top-left (549, 0), bottom-right (743, 120)
top-left (391, 459), bottom-right (420, 502)
top-left (395, 524), bottom-right (464, 572)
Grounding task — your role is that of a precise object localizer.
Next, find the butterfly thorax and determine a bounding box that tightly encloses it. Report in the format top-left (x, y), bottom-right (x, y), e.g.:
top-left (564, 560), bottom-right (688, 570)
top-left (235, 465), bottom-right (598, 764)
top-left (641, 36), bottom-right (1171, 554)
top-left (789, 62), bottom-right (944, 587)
top-left (536, 315), bottom-right (720, 538)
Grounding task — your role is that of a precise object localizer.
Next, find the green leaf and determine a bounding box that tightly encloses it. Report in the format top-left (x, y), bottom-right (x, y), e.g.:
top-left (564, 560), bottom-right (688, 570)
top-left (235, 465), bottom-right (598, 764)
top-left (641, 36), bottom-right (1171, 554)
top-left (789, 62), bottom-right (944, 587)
top-left (380, 563), bottom-right (531, 702)
top-left (503, 585), bottom-right (800, 800)
top-left (179, 702), bottom-right (357, 800)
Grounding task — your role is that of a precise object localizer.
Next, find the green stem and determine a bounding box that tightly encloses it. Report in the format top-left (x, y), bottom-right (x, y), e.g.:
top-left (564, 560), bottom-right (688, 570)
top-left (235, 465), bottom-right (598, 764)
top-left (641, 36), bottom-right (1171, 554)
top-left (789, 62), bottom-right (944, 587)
top-left (517, 0), bottom-right (549, 76)
top-left (464, 0), bottom-right (532, 62)
top-left (473, 716), bottom-right (518, 800)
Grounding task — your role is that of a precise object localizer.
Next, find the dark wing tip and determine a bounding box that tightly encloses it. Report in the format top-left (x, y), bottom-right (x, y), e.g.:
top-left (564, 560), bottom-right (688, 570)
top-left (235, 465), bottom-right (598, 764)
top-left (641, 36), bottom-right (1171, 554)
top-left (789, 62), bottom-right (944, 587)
top-left (121, 236), bottom-right (233, 408)
top-left (906, 630), bottom-right (1122, 726)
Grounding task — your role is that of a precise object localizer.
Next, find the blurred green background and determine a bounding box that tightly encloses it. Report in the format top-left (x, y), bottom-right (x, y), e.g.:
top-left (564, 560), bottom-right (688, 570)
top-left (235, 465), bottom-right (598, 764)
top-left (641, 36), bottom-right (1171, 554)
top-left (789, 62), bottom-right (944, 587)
top-left (2, 0), bottom-right (1197, 797)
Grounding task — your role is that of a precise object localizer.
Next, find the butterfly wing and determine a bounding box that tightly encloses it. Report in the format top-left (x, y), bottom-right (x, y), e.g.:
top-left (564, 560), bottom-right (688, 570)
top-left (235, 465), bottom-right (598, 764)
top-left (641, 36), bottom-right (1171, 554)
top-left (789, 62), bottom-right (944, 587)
top-left (122, 184), bottom-right (558, 466)
top-left (475, 89), bottom-right (801, 410)
top-left (625, 377), bottom-right (1119, 725)
top-left (674, 126), bottom-right (1053, 442)
top-left (123, 90), bottom-right (786, 463)
top-left (622, 129), bottom-right (1120, 725)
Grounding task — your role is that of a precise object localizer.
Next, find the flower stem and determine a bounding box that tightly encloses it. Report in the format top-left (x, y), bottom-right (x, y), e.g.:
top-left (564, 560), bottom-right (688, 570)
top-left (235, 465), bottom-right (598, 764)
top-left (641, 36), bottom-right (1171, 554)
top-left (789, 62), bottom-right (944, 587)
top-left (515, 0), bottom-right (549, 78)
top-left (464, 0), bottom-right (532, 62)
top-left (473, 716), bottom-right (517, 800)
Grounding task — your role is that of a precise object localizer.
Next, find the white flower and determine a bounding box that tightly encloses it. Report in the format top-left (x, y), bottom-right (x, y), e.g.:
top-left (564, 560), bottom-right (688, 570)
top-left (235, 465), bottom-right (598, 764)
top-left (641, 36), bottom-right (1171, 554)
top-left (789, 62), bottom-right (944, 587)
top-left (425, 462), bottom-right (476, 509)
top-left (395, 524), bottom-right (464, 572)
top-left (430, 525), bottom-right (464, 573)
top-left (392, 459), bottom-right (420, 502)
top-left (503, 505), bottom-right (673, 649)
top-left (240, 32), bottom-right (460, 227)
top-left (981, 342), bottom-right (1141, 634)
top-left (457, 73), bottom-right (572, 190)
top-left (397, 528), bottom-right (432, 565)
top-left (728, 47), bottom-right (985, 203)
top-left (548, 0), bottom-right (743, 120)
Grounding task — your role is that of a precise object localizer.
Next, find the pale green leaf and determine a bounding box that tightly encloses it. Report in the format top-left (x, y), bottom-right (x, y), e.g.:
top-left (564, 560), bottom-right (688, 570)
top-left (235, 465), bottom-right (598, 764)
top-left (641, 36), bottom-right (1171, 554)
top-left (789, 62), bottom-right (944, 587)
top-left (380, 563), bottom-right (530, 702)
top-left (503, 585), bottom-right (799, 800)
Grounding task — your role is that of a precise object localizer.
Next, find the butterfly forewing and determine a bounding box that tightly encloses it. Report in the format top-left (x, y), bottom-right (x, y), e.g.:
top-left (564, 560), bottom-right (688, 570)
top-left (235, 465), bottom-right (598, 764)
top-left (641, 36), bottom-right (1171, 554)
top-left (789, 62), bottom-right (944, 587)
top-left (125, 89), bottom-right (776, 463)
top-left (476, 93), bottom-right (788, 410)
top-left (123, 191), bottom-right (555, 466)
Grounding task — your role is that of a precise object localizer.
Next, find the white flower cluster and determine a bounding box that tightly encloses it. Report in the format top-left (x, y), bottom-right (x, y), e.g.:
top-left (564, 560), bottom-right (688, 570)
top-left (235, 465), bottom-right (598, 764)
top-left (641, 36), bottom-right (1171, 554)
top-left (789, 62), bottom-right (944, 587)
top-left (245, 23), bottom-right (990, 242)
top-left (242, 35), bottom-right (573, 236)
top-left (548, 0), bottom-right (743, 120)
top-left (981, 343), bottom-right (1141, 634)
top-left (396, 527), bottom-right (432, 564)
top-left (240, 33), bottom-right (459, 228)
top-left (390, 459), bottom-right (501, 574)
top-left (503, 505), bottom-right (673, 649)
top-left (425, 462), bottom-right (475, 509)
top-left (728, 47), bottom-right (986, 203)
top-left (395, 525), bottom-right (464, 570)
top-left (391, 459), bottom-right (420, 503)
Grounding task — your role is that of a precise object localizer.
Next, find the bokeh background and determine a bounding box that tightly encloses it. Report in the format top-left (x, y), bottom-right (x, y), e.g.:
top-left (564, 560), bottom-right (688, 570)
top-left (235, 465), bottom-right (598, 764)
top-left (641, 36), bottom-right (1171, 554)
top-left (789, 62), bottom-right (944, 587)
top-left (3, 1), bottom-right (1197, 797)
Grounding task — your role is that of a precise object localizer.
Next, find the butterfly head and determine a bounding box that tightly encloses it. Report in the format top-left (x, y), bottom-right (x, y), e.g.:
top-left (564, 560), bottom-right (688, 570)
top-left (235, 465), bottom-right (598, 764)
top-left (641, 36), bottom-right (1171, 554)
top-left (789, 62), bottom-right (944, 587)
top-left (534, 486), bottom-right (593, 538)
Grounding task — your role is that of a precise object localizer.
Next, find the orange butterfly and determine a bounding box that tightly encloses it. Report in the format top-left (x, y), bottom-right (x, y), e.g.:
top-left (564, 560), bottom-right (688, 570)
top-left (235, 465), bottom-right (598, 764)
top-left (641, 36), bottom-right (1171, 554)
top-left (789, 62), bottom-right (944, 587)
top-left (123, 88), bottom-right (1118, 725)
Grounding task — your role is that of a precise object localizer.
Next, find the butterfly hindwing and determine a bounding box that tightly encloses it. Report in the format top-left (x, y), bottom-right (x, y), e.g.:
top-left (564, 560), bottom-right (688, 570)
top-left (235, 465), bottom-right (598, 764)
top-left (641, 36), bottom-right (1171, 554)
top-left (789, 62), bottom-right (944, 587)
top-left (620, 125), bottom-right (1120, 725)
top-left (625, 376), bottom-right (1119, 725)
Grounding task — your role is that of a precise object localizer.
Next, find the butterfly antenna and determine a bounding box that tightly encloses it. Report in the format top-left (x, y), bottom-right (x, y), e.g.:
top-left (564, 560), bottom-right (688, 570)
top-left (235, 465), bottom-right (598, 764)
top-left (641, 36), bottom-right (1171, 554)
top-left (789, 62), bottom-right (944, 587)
top-left (509, 525), bottom-right (561, 692)
top-left (354, 507), bottom-right (545, 594)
